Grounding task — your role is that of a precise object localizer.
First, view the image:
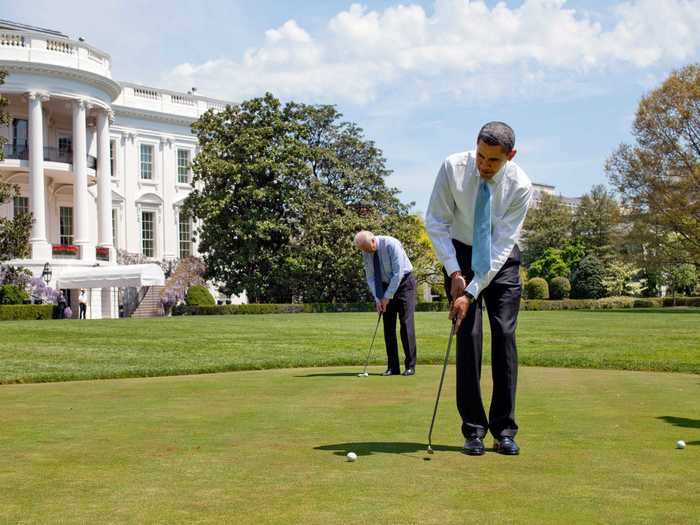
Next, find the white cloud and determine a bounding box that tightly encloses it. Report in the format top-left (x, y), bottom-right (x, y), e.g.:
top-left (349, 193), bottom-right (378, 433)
top-left (161, 0), bottom-right (700, 104)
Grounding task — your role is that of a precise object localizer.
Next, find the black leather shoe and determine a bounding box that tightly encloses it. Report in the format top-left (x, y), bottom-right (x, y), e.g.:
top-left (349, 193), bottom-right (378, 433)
top-left (382, 369), bottom-right (399, 376)
top-left (463, 437), bottom-right (485, 456)
top-left (494, 436), bottom-right (520, 455)
top-left (402, 368), bottom-right (415, 376)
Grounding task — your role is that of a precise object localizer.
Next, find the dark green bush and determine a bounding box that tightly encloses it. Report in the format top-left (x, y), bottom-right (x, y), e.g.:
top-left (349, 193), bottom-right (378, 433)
top-left (0, 304), bottom-right (55, 321)
top-left (171, 296), bottom-right (696, 317)
top-left (0, 284), bottom-right (29, 305)
top-left (571, 255), bottom-right (606, 299)
top-left (185, 284), bottom-right (215, 306)
top-left (662, 296), bottom-right (700, 307)
top-left (549, 277), bottom-right (571, 300)
top-left (525, 278), bottom-right (549, 300)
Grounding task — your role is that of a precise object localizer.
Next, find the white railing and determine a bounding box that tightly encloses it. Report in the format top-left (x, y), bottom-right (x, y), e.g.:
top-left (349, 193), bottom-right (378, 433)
top-left (209, 102), bottom-right (226, 112)
top-left (171, 95), bottom-right (195, 106)
top-left (0, 32), bottom-right (25, 47)
top-left (134, 87), bottom-right (161, 100)
top-left (47, 39), bottom-right (74, 54)
top-left (87, 48), bottom-right (103, 63)
top-left (0, 29), bottom-right (112, 79)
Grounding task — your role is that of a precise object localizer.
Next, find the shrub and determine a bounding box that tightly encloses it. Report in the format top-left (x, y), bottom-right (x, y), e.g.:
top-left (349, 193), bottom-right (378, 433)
top-left (549, 277), bottom-right (571, 300)
top-left (0, 304), bottom-right (55, 321)
top-left (0, 284), bottom-right (29, 305)
top-left (632, 298), bottom-right (662, 308)
top-left (185, 284), bottom-right (215, 306)
top-left (571, 255), bottom-right (606, 299)
top-left (525, 278), bottom-right (549, 299)
top-left (662, 296), bottom-right (700, 307)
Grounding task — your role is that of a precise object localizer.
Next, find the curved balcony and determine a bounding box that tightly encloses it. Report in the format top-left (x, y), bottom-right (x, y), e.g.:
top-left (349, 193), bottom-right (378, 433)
top-left (2, 144), bottom-right (97, 169)
top-left (0, 28), bottom-right (112, 78)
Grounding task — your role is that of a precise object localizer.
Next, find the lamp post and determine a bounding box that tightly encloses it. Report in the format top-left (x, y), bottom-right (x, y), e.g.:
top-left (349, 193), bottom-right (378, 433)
top-left (41, 262), bottom-right (52, 286)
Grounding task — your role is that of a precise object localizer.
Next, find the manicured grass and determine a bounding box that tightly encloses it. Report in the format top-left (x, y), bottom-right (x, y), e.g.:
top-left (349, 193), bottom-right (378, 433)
top-left (0, 366), bottom-right (697, 524)
top-left (0, 309), bottom-right (698, 384)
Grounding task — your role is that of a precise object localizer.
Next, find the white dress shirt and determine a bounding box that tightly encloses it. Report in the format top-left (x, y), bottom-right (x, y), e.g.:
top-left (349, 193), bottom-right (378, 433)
top-left (426, 150), bottom-right (532, 299)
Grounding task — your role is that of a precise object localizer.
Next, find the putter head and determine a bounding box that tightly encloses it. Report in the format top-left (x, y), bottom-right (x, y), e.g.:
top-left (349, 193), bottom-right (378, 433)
top-left (427, 446), bottom-right (434, 454)
top-left (358, 372), bottom-right (369, 377)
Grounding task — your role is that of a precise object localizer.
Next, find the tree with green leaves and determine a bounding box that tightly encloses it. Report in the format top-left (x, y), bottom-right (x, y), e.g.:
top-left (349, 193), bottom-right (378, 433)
top-left (571, 254), bottom-right (606, 299)
top-left (606, 63), bottom-right (700, 267)
top-left (527, 247), bottom-right (570, 283)
top-left (571, 184), bottom-right (621, 260)
top-left (664, 263), bottom-right (697, 300)
top-left (185, 94), bottom-right (425, 303)
top-left (0, 71), bottom-right (31, 261)
top-left (521, 192), bottom-right (572, 266)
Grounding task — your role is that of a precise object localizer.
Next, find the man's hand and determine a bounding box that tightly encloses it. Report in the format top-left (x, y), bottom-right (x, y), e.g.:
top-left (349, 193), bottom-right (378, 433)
top-left (450, 271), bottom-right (466, 301)
top-left (378, 298), bottom-right (389, 312)
top-left (448, 295), bottom-right (471, 329)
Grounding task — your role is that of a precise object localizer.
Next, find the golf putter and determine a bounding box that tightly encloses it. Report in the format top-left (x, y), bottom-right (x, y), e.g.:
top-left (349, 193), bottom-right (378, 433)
top-left (358, 312), bottom-right (383, 377)
top-left (427, 320), bottom-right (457, 454)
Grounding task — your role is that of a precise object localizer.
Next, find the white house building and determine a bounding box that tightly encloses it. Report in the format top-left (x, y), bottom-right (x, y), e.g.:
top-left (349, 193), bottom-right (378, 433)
top-left (0, 19), bottom-right (230, 318)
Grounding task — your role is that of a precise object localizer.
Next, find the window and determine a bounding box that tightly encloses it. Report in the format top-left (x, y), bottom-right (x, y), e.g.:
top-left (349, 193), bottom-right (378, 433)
top-left (112, 208), bottom-right (118, 249)
top-left (11, 119), bottom-right (28, 156)
top-left (13, 196), bottom-right (29, 218)
top-left (58, 136), bottom-right (72, 163)
top-left (177, 149), bottom-right (191, 184)
top-left (179, 214), bottom-right (192, 258)
top-left (110, 140), bottom-right (116, 177)
top-left (59, 207), bottom-right (73, 245)
top-left (141, 211), bottom-right (154, 257)
top-left (140, 144), bottom-right (153, 180)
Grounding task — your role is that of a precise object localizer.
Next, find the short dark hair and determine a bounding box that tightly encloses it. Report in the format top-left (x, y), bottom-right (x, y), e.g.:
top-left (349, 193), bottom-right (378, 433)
top-left (477, 122), bottom-right (515, 153)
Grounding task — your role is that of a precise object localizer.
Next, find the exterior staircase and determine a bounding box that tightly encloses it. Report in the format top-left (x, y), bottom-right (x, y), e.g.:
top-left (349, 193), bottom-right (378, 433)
top-left (131, 286), bottom-right (164, 318)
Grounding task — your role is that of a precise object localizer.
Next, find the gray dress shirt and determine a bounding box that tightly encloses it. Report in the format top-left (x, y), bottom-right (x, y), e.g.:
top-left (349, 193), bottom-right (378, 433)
top-left (362, 235), bottom-right (413, 301)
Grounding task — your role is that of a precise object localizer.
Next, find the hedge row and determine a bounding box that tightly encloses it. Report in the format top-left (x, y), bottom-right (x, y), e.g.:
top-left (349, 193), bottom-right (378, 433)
top-left (0, 304), bottom-right (56, 321)
top-left (173, 296), bottom-right (697, 316)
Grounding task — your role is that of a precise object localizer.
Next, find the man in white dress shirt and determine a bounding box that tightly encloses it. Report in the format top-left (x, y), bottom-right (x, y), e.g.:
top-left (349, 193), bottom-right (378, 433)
top-left (426, 122), bottom-right (532, 456)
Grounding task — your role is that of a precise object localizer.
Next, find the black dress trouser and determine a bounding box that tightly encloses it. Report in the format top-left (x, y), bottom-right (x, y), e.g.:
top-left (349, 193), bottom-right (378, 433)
top-left (444, 240), bottom-right (522, 440)
top-left (383, 273), bottom-right (417, 373)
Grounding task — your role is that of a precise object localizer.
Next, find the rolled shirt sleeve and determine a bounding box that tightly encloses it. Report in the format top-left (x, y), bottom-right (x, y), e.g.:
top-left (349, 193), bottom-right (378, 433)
top-left (426, 161), bottom-right (461, 277)
top-left (465, 183), bottom-right (532, 299)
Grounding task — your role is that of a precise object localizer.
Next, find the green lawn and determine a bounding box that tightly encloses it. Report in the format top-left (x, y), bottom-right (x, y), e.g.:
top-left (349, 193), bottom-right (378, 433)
top-left (0, 309), bottom-right (698, 384)
top-left (1, 366), bottom-right (697, 524)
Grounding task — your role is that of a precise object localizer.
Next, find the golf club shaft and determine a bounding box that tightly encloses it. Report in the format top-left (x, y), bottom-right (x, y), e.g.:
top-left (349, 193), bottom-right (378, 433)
top-left (427, 321), bottom-right (457, 450)
top-left (361, 312), bottom-right (383, 375)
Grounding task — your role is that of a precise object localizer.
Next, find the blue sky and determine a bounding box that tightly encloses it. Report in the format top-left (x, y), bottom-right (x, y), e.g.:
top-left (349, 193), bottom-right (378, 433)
top-left (5, 0), bottom-right (700, 213)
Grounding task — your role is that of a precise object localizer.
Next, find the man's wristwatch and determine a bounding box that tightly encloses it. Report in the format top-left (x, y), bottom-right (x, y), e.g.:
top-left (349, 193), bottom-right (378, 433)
top-left (463, 289), bottom-right (475, 302)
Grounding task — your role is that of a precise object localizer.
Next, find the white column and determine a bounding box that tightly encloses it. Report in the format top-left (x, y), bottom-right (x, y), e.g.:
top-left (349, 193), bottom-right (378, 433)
top-left (161, 137), bottom-right (177, 260)
top-left (27, 91), bottom-right (51, 260)
top-left (72, 99), bottom-right (93, 261)
top-left (96, 109), bottom-right (114, 263)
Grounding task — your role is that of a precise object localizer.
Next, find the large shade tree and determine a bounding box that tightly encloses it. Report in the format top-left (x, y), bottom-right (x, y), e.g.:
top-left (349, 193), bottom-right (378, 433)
top-left (185, 94), bottom-right (429, 303)
top-left (606, 63), bottom-right (700, 267)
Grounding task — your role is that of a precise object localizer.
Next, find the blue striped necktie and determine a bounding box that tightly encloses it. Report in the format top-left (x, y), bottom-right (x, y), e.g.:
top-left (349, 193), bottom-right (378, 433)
top-left (471, 180), bottom-right (492, 275)
top-left (373, 251), bottom-right (385, 299)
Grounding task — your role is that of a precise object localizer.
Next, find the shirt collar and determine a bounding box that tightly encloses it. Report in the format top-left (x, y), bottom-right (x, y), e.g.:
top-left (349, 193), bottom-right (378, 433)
top-left (472, 161), bottom-right (507, 187)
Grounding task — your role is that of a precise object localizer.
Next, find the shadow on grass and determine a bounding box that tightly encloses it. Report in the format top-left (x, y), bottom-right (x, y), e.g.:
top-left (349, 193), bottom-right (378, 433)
top-left (657, 416), bottom-right (700, 429)
top-left (295, 372), bottom-right (383, 377)
top-left (315, 441), bottom-right (464, 457)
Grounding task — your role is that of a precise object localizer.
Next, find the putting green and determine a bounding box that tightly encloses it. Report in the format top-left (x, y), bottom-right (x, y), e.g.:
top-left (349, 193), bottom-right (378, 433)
top-left (1, 366), bottom-right (697, 524)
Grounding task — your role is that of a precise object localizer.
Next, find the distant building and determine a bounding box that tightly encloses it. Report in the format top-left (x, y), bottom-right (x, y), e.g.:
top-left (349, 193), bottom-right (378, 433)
top-left (531, 182), bottom-right (581, 210)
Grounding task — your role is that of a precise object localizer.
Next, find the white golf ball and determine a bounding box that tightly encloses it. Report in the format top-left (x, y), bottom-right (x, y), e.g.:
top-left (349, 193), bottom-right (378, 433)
top-left (346, 452), bottom-right (358, 462)
top-left (676, 440), bottom-right (686, 449)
